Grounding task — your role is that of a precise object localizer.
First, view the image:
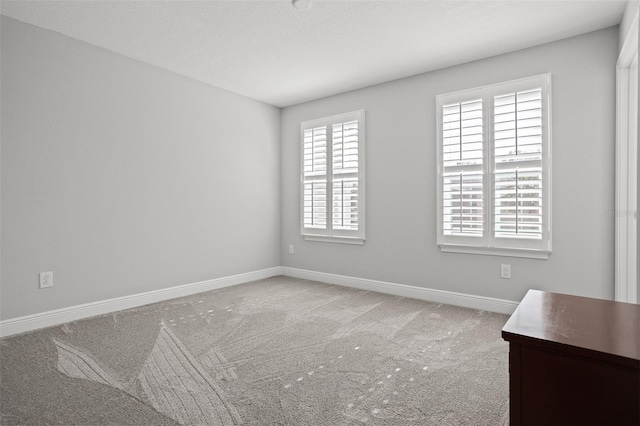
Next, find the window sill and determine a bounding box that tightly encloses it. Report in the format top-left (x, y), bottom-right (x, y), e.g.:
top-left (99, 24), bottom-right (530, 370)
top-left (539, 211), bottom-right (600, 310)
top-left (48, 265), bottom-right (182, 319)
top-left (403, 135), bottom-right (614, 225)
top-left (303, 235), bottom-right (365, 245)
top-left (438, 244), bottom-right (550, 259)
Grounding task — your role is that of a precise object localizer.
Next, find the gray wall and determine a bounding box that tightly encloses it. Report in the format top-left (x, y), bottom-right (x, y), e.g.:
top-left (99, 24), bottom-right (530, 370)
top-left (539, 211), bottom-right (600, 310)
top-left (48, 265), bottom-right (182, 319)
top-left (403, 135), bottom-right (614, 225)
top-left (0, 16), bottom-right (622, 321)
top-left (281, 27), bottom-right (619, 303)
top-left (1, 17), bottom-right (281, 320)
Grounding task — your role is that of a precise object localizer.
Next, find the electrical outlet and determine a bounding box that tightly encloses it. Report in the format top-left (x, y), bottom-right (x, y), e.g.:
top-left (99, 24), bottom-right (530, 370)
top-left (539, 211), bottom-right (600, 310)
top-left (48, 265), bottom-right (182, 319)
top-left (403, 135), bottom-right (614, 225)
top-left (500, 264), bottom-right (511, 279)
top-left (39, 271), bottom-right (53, 288)
top-left (288, 244), bottom-right (294, 255)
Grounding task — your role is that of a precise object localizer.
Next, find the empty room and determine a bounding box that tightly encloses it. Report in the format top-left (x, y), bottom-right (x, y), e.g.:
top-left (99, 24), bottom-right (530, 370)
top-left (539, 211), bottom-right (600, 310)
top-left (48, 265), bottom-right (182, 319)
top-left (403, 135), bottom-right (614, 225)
top-left (1, 0), bottom-right (638, 425)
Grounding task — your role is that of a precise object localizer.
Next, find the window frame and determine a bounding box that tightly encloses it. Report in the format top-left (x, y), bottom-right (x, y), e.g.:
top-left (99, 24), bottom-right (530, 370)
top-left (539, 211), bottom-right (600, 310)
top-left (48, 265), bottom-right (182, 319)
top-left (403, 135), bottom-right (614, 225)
top-left (436, 74), bottom-right (552, 259)
top-left (300, 110), bottom-right (366, 245)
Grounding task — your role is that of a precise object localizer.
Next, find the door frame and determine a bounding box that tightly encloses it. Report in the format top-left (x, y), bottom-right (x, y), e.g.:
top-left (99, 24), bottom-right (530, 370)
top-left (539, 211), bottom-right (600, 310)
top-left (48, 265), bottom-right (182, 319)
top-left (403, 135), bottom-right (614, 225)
top-left (615, 8), bottom-right (639, 304)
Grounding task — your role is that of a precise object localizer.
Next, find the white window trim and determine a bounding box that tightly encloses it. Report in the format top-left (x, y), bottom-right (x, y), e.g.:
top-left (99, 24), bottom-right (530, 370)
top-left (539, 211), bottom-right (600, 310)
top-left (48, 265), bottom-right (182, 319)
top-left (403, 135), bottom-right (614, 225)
top-left (436, 74), bottom-right (552, 259)
top-left (300, 110), bottom-right (366, 244)
top-left (303, 235), bottom-right (365, 245)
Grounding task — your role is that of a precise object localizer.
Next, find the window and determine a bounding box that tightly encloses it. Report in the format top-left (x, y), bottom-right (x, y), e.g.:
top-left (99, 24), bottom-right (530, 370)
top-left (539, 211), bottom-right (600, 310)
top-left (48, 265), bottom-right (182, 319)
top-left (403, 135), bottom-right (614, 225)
top-left (301, 110), bottom-right (365, 244)
top-left (436, 74), bottom-right (551, 259)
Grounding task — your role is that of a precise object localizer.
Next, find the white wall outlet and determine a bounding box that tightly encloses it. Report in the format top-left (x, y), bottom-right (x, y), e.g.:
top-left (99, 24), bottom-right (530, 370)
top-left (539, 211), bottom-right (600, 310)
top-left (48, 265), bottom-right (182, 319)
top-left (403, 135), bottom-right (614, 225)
top-left (39, 271), bottom-right (53, 288)
top-left (288, 244), bottom-right (294, 255)
top-left (500, 264), bottom-right (511, 279)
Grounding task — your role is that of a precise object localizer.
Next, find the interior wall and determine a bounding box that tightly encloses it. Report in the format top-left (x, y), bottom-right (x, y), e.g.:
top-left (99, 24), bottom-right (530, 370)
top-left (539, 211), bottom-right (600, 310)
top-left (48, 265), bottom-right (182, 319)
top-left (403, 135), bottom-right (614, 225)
top-left (281, 27), bottom-right (619, 303)
top-left (0, 17), bottom-right (281, 320)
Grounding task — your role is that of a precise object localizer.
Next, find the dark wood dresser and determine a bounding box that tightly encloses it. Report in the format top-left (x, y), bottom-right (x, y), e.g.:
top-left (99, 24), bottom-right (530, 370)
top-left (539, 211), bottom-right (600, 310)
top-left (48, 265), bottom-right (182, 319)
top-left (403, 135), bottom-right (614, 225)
top-left (502, 289), bottom-right (640, 425)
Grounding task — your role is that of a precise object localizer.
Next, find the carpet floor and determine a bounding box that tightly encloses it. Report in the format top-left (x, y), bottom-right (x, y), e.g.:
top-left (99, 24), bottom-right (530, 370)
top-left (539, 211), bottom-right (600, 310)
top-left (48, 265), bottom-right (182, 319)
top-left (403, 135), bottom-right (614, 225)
top-left (0, 276), bottom-right (510, 425)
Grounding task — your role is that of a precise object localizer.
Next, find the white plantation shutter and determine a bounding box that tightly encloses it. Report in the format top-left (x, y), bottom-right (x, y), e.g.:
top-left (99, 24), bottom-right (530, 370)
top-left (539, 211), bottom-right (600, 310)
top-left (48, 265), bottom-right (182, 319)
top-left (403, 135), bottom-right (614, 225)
top-left (442, 99), bottom-right (484, 236)
top-left (332, 120), bottom-right (359, 172)
top-left (303, 182), bottom-right (326, 228)
top-left (493, 89), bottom-right (543, 163)
top-left (332, 120), bottom-right (359, 230)
top-left (303, 127), bottom-right (328, 229)
top-left (437, 74), bottom-right (551, 258)
top-left (442, 100), bottom-right (484, 168)
top-left (332, 179), bottom-right (358, 230)
top-left (494, 88), bottom-right (544, 240)
top-left (443, 172), bottom-right (484, 235)
top-left (301, 111), bottom-right (365, 243)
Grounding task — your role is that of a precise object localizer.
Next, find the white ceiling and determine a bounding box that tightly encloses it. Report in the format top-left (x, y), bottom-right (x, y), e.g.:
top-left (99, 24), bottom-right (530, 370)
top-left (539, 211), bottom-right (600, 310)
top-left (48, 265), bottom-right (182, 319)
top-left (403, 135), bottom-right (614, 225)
top-left (0, 0), bottom-right (628, 107)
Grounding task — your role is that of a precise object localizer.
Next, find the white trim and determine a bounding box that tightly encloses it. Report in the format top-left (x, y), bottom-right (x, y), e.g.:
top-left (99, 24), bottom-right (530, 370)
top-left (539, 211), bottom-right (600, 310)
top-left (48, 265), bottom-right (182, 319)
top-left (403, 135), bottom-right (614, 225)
top-left (615, 6), bottom-right (639, 304)
top-left (0, 267), bottom-right (283, 338)
top-left (438, 244), bottom-right (550, 259)
top-left (304, 235), bottom-right (365, 245)
top-left (0, 266), bottom-right (518, 338)
top-left (619, 6), bottom-right (639, 70)
top-left (282, 267), bottom-right (519, 315)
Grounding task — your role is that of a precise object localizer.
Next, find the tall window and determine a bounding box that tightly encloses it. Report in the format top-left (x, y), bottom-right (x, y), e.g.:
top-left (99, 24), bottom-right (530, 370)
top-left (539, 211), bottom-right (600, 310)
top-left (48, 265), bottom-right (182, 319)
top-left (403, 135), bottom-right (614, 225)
top-left (301, 110), bottom-right (365, 244)
top-left (436, 75), bottom-right (551, 258)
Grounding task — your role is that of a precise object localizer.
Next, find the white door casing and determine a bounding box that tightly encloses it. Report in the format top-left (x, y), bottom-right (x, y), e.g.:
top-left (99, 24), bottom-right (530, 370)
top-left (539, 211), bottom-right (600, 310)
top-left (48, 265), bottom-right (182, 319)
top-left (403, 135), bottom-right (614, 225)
top-left (615, 7), bottom-right (639, 304)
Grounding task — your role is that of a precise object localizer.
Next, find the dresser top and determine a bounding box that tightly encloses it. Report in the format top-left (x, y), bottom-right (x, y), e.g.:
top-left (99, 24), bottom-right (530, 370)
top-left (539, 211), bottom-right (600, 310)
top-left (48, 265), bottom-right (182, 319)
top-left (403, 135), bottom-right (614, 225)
top-left (502, 290), bottom-right (640, 365)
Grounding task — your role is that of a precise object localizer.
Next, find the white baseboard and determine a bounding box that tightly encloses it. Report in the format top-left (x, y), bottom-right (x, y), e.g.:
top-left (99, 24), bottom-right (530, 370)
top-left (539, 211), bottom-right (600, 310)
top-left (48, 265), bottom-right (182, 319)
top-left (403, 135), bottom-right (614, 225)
top-left (282, 267), bottom-right (519, 315)
top-left (1, 266), bottom-right (518, 338)
top-left (0, 267), bottom-right (283, 338)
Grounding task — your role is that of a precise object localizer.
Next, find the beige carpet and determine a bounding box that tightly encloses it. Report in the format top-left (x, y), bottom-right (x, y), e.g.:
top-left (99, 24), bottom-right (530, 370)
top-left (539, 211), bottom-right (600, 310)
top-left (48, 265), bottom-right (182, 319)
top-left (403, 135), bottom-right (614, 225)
top-left (0, 276), bottom-right (510, 425)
